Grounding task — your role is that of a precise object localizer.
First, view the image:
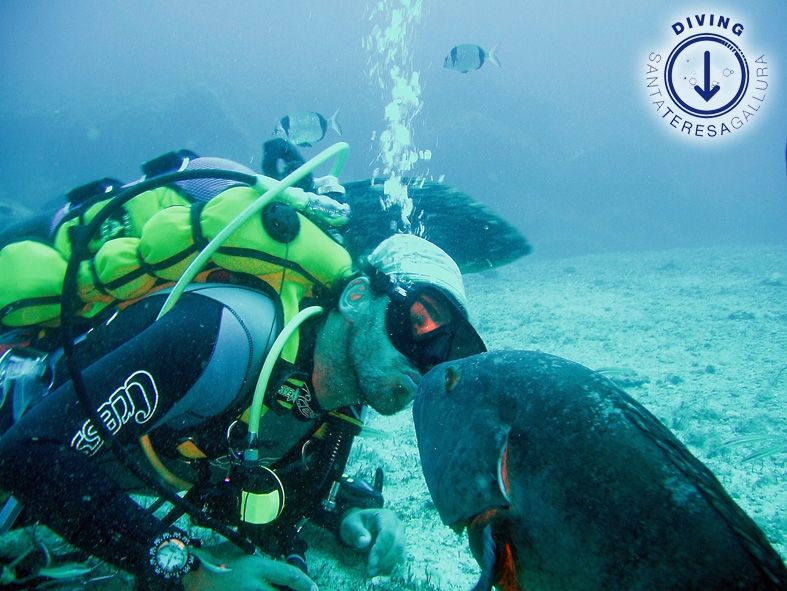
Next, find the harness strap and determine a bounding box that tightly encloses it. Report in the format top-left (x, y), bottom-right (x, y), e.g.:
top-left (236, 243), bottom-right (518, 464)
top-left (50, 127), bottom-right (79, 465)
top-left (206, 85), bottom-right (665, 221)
top-left (189, 201), bottom-right (208, 251)
top-left (88, 258), bottom-right (110, 297)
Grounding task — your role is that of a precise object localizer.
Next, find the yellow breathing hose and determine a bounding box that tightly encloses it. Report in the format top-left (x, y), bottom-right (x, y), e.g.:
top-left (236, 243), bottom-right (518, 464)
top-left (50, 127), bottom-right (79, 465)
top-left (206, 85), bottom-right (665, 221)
top-left (244, 304), bottom-right (325, 460)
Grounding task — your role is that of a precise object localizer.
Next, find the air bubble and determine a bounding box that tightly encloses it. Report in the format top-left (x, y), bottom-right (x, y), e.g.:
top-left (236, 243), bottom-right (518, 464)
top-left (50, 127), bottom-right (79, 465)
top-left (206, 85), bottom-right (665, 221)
top-left (365, 0), bottom-right (425, 232)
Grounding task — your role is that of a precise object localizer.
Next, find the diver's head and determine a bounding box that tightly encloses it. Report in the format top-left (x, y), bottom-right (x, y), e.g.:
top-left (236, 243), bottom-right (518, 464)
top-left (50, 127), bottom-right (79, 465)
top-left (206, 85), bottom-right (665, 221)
top-left (313, 233), bottom-right (485, 415)
top-left (363, 233), bottom-right (486, 375)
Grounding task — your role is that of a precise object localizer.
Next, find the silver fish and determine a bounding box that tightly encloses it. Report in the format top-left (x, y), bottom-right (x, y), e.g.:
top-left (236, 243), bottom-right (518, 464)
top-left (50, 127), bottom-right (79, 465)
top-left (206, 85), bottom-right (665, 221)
top-left (414, 350), bottom-right (787, 590)
top-left (443, 44), bottom-right (501, 73)
top-left (272, 108), bottom-right (342, 147)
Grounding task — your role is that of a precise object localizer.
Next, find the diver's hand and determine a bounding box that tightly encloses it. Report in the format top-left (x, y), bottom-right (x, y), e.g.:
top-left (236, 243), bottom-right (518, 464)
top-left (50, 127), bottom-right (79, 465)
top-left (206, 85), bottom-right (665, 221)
top-left (182, 543), bottom-right (318, 591)
top-left (339, 507), bottom-right (406, 577)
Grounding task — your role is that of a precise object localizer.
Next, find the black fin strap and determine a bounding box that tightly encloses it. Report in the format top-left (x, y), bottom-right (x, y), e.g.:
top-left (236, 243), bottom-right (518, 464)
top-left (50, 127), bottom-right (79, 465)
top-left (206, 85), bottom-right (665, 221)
top-left (190, 202), bottom-right (208, 251)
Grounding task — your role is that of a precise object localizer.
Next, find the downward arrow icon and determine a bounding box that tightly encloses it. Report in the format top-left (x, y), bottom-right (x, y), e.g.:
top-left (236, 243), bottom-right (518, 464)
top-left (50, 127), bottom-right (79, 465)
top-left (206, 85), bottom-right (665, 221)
top-left (694, 51), bottom-right (720, 102)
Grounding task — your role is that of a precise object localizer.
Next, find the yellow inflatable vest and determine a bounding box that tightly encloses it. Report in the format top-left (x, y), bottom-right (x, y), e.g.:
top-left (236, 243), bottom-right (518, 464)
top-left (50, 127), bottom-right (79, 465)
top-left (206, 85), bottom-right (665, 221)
top-left (0, 155), bottom-right (353, 360)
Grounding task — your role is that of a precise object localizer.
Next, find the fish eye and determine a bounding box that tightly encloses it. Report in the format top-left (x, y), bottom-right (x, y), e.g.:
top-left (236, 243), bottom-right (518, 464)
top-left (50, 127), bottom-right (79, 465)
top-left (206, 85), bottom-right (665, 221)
top-left (444, 366), bottom-right (461, 392)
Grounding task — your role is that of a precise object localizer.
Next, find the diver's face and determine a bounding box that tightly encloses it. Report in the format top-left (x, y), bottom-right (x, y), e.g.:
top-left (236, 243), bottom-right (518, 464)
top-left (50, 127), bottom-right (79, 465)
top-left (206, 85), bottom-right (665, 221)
top-left (348, 293), bottom-right (421, 415)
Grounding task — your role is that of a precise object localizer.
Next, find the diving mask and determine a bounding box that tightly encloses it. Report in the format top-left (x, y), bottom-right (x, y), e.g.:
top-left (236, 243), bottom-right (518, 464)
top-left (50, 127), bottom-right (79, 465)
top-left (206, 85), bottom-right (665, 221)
top-left (364, 233), bottom-right (486, 373)
top-left (378, 278), bottom-right (486, 374)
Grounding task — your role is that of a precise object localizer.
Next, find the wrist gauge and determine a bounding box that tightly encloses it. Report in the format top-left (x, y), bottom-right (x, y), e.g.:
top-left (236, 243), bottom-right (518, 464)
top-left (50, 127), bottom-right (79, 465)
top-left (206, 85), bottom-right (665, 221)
top-left (149, 530), bottom-right (195, 579)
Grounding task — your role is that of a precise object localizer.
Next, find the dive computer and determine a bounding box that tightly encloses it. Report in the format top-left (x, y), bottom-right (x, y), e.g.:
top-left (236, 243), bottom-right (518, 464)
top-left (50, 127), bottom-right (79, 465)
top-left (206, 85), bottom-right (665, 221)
top-left (148, 530), bottom-right (195, 580)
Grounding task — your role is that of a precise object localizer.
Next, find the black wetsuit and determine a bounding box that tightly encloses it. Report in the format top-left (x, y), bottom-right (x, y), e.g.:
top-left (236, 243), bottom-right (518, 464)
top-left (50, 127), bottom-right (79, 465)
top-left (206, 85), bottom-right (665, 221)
top-left (0, 156), bottom-right (376, 584)
top-left (0, 279), bottom-right (358, 582)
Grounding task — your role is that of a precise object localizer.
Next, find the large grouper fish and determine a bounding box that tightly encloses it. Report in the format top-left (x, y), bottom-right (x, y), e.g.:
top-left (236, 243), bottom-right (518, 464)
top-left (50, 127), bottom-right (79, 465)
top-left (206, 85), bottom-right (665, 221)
top-left (413, 350), bottom-right (787, 590)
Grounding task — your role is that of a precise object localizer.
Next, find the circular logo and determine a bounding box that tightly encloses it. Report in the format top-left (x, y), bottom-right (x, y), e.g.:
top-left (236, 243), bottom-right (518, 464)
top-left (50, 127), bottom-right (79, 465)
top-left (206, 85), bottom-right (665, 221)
top-left (665, 33), bottom-right (749, 118)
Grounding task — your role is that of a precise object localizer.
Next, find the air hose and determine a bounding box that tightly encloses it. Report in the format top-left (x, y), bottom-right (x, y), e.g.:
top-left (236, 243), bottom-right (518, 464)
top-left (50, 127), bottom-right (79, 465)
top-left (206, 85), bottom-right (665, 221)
top-left (245, 305), bottom-right (324, 457)
top-left (59, 142), bottom-right (350, 556)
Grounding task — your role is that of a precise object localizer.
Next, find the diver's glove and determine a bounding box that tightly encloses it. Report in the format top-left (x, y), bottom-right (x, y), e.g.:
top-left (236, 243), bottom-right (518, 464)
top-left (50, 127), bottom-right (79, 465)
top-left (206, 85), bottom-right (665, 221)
top-left (261, 138), bottom-right (313, 192)
top-left (339, 508), bottom-right (406, 577)
top-left (311, 470), bottom-right (384, 537)
top-left (314, 470), bottom-right (404, 576)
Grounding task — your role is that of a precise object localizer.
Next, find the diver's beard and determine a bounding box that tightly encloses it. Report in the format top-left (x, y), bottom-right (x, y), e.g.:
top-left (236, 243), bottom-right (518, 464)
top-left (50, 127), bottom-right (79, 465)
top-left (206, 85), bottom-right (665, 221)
top-left (312, 310), bottom-right (364, 410)
top-left (346, 322), bottom-right (414, 415)
top-left (344, 319), bottom-right (366, 407)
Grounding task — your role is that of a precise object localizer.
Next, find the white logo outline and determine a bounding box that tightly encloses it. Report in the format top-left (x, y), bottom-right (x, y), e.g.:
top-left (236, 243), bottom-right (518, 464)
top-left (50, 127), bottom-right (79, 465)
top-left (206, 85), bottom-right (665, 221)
top-left (70, 370), bottom-right (159, 456)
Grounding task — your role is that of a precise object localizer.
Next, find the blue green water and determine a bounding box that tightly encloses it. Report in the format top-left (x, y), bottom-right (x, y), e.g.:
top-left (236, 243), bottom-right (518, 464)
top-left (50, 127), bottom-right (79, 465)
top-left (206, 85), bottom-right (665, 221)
top-left (1, 0), bottom-right (785, 258)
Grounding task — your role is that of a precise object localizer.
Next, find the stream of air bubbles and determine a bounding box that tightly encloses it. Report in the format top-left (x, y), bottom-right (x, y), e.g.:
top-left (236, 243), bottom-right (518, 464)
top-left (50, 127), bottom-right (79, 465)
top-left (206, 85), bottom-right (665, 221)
top-left (363, 0), bottom-right (433, 234)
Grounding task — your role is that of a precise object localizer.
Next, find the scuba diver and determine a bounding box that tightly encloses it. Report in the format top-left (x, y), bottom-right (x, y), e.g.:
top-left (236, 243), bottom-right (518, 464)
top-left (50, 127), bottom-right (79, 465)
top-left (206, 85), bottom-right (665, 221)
top-left (0, 143), bottom-right (486, 590)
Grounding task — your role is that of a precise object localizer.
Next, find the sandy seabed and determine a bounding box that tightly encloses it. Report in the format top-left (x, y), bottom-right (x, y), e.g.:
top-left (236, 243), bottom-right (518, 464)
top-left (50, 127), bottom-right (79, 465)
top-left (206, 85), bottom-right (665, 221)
top-left (306, 243), bottom-right (787, 590)
top-left (1, 244), bottom-right (785, 590)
